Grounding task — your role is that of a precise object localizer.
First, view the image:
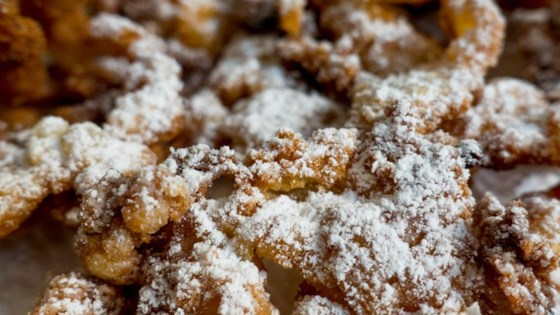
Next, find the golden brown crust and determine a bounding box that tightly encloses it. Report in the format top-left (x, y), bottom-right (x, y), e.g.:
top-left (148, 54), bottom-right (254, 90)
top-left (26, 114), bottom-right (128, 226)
top-left (319, 1), bottom-right (442, 74)
top-left (77, 161), bottom-right (191, 284)
top-left (278, 0), bottom-right (306, 36)
top-left (31, 273), bottom-right (126, 315)
top-left (137, 210), bottom-right (278, 314)
top-left (456, 78), bottom-right (560, 168)
top-left (0, 0), bottom-right (51, 106)
top-left (8, 0), bottom-right (560, 314)
top-left (280, 38), bottom-right (361, 95)
top-left (208, 34), bottom-right (309, 106)
top-left (475, 194), bottom-right (558, 314)
top-left (0, 117), bottom-right (156, 237)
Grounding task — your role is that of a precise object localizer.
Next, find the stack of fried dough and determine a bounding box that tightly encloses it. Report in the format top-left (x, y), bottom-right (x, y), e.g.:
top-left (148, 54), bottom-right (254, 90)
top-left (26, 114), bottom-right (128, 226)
top-left (1, 0), bottom-right (560, 314)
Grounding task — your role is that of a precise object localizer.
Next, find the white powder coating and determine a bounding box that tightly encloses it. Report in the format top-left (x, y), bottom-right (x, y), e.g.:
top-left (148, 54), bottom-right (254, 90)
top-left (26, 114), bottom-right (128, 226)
top-left (278, 0), bottom-right (304, 15)
top-left (124, 3), bottom-right (508, 304)
top-left (184, 89), bottom-right (229, 146)
top-left (236, 104), bottom-right (479, 313)
top-left (6, 0), bottom-right (548, 313)
top-left (138, 200), bottom-right (279, 315)
top-left (226, 88), bottom-right (344, 148)
top-left (119, 0), bottom-right (223, 74)
top-left (90, 13), bottom-right (185, 144)
top-left (351, 66), bottom-right (481, 132)
top-left (0, 119), bottom-right (70, 236)
top-left (61, 120), bottom-right (157, 194)
top-left (31, 273), bottom-right (124, 315)
top-left (164, 145), bottom-right (239, 195)
top-left (320, 1), bottom-right (441, 75)
top-left (278, 37), bottom-right (361, 94)
top-left (292, 295), bottom-right (350, 315)
top-left (243, 127), bottom-right (357, 191)
top-left (208, 35), bottom-right (300, 104)
top-left (476, 193), bottom-right (559, 314)
top-left (348, 0), bottom-right (504, 132)
top-left (523, 195), bottom-right (560, 256)
top-left (443, 0), bottom-right (505, 71)
top-left (136, 127), bottom-right (358, 313)
top-left (0, 116), bottom-right (156, 236)
top-left (459, 78), bottom-right (557, 166)
top-left (0, 168), bottom-right (46, 235)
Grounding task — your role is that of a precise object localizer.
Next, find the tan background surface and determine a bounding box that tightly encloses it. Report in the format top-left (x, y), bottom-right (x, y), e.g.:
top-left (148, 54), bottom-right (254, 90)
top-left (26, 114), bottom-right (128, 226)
top-left (0, 210), bottom-right (82, 314)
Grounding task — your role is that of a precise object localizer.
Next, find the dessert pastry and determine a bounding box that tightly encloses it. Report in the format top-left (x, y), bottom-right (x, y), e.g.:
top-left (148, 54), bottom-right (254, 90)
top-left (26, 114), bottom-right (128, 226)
top-left (1, 0), bottom-right (559, 314)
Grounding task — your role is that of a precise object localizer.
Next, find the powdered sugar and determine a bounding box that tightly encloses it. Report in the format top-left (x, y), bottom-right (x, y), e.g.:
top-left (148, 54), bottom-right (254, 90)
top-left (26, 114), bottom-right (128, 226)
top-left (209, 35), bottom-right (298, 104)
top-left (7, 0), bottom-right (552, 313)
top-left (0, 116), bottom-right (155, 236)
top-left (351, 66), bottom-right (481, 132)
top-left (91, 13), bottom-right (184, 144)
top-left (320, 2), bottom-right (441, 75)
top-left (226, 88), bottom-right (344, 149)
top-left (458, 78), bottom-right (558, 167)
top-left (31, 273), bottom-right (124, 315)
top-left (184, 89), bottom-right (228, 146)
top-left (237, 108), bottom-right (479, 312)
top-left (138, 200), bottom-right (279, 314)
top-left (293, 295), bottom-right (349, 315)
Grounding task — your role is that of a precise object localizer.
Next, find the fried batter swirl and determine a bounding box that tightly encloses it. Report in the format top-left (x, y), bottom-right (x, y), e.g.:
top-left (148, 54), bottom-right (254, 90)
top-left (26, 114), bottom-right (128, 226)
top-left (2, 0), bottom-right (559, 314)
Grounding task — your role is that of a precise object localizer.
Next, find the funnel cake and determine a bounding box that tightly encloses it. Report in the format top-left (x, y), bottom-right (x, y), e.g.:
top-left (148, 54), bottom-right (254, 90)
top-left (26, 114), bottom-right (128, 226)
top-left (31, 273), bottom-right (126, 315)
top-left (89, 13), bottom-right (185, 144)
top-left (0, 117), bottom-right (155, 237)
top-left (475, 194), bottom-right (558, 314)
top-left (2, 0), bottom-right (560, 314)
top-left (457, 78), bottom-right (560, 168)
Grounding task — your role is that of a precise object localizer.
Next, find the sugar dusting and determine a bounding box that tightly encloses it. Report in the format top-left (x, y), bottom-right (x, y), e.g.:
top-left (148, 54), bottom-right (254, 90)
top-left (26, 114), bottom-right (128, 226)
top-left (31, 273), bottom-right (124, 315)
top-left (226, 88), bottom-right (344, 148)
top-left (138, 200), bottom-right (279, 314)
top-left (458, 78), bottom-right (557, 167)
top-left (0, 116), bottom-right (155, 236)
top-left (90, 13), bottom-right (184, 144)
top-left (4, 0), bottom-right (558, 313)
top-left (236, 102), bottom-right (480, 312)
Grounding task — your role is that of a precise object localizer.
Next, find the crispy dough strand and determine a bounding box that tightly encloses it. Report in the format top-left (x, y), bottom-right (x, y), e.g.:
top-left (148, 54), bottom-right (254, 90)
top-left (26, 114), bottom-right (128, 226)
top-left (90, 14), bottom-right (185, 144)
top-left (138, 200), bottom-right (278, 315)
top-left (31, 273), bottom-right (126, 315)
top-left (457, 78), bottom-right (560, 168)
top-left (351, 0), bottom-right (505, 133)
top-left (0, 117), bottom-right (156, 237)
top-left (0, 0), bottom-right (51, 106)
top-left (476, 193), bottom-right (558, 314)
